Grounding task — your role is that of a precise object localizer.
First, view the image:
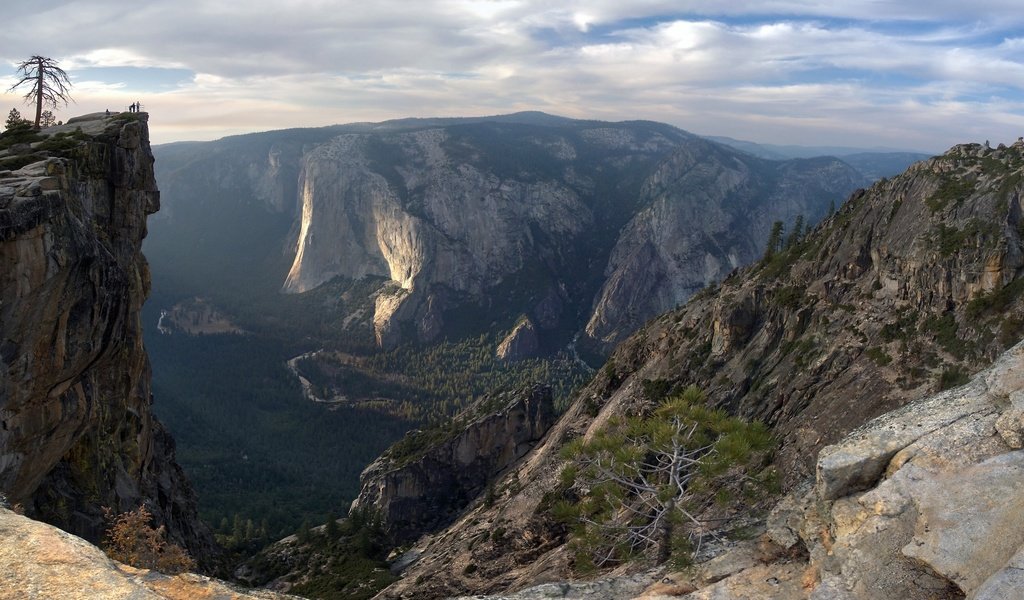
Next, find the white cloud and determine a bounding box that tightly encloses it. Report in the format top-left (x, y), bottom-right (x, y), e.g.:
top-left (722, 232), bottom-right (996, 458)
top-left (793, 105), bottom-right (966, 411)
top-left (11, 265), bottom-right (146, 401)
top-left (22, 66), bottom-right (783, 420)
top-left (0, 1), bottom-right (1020, 149)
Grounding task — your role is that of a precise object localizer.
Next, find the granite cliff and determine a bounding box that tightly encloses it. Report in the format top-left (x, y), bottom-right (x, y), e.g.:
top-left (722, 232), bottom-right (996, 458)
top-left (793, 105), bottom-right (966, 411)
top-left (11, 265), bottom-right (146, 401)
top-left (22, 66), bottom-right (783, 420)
top-left (0, 113), bottom-right (213, 561)
top-left (351, 384), bottom-right (554, 544)
top-left (149, 114), bottom-right (865, 355)
top-left (372, 140), bottom-right (1024, 598)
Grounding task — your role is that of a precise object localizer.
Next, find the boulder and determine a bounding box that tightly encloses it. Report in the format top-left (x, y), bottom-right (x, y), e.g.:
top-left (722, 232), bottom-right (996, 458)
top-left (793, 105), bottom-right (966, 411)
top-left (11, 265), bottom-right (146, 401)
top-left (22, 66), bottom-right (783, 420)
top-left (0, 509), bottom-right (294, 600)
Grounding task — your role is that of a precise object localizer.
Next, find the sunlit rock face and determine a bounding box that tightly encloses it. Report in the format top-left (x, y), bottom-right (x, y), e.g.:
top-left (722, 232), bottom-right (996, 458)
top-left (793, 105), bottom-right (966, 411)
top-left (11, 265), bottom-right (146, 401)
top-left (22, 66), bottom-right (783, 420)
top-left (274, 118), bottom-right (860, 350)
top-left (0, 507), bottom-right (292, 600)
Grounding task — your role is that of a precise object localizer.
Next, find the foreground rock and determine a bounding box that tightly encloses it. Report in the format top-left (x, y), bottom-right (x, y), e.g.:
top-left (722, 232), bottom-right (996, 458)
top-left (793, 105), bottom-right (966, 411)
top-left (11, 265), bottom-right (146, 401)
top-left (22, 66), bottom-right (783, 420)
top-left (0, 508), bottom-right (293, 600)
top-left (795, 339), bottom-right (1024, 599)
top-left (0, 112), bottom-right (213, 560)
top-left (352, 385), bottom-right (555, 543)
top-left (446, 339), bottom-right (1024, 599)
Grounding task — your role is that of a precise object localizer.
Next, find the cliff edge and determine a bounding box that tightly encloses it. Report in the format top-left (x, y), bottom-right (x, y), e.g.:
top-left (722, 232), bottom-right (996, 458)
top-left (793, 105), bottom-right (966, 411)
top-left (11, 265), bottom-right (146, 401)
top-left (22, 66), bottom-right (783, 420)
top-left (0, 113), bottom-right (213, 561)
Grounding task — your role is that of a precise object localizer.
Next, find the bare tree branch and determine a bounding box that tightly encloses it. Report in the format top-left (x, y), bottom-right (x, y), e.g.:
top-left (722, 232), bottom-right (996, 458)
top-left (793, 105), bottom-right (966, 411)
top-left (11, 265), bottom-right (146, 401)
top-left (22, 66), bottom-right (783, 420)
top-left (7, 55), bottom-right (74, 129)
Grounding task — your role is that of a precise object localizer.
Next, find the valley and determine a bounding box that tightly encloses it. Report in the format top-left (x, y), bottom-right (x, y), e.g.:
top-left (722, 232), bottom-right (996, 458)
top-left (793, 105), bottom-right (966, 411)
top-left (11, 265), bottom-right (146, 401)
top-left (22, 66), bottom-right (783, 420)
top-left (3, 109), bottom-right (1021, 600)
top-left (141, 113), bottom-right (879, 560)
top-left (2, 4), bottom-right (1022, 599)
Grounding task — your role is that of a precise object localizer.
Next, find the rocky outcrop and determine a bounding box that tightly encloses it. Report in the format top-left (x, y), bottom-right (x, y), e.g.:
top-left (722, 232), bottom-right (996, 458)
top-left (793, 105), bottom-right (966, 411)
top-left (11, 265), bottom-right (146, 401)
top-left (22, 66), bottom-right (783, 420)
top-left (0, 508), bottom-right (293, 600)
top-left (656, 338), bottom-right (1024, 599)
top-left (0, 113), bottom-right (213, 561)
top-left (374, 141), bottom-right (1024, 598)
top-left (351, 385), bottom-right (554, 543)
top-left (496, 318), bottom-right (540, 362)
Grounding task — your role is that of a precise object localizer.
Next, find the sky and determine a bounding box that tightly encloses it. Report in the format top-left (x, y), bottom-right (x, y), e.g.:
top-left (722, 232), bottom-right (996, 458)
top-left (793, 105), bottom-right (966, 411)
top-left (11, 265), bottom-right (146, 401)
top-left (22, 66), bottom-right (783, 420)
top-left (1, 1), bottom-right (1023, 150)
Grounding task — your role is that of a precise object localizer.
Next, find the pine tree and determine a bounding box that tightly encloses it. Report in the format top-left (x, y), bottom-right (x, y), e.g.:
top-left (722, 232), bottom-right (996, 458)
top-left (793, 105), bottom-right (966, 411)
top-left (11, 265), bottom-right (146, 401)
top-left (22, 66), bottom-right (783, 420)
top-left (556, 387), bottom-right (775, 568)
top-left (785, 215), bottom-right (805, 249)
top-left (4, 108), bottom-right (26, 132)
top-left (325, 512), bottom-right (340, 539)
top-left (763, 220), bottom-right (785, 261)
top-left (39, 109), bottom-right (56, 128)
top-left (297, 519), bottom-right (311, 544)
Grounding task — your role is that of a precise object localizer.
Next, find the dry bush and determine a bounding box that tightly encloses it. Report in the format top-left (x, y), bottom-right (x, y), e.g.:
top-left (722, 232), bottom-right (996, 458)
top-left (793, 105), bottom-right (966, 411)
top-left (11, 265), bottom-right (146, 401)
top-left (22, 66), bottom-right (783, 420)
top-left (102, 505), bottom-right (195, 574)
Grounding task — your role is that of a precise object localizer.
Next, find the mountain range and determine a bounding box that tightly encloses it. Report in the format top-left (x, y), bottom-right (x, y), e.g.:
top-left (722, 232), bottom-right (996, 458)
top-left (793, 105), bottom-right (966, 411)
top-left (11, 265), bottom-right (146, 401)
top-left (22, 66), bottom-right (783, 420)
top-left (147, 112), bottom-right (878, 358)
top-left (8, 111), bottom-right (1021, 600)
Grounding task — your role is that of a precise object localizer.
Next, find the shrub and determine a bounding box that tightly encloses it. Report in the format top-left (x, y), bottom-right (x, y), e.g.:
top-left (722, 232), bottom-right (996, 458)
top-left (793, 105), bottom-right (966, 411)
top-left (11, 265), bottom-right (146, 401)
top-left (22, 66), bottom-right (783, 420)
top-left (865, 346), bottom-right (892, 366)
top-left (938, 366), bottom-right (970, 391)
top-left (558, 386), bottom-right (775, 569)
top-left (102, 505), bottom-right (195, 574)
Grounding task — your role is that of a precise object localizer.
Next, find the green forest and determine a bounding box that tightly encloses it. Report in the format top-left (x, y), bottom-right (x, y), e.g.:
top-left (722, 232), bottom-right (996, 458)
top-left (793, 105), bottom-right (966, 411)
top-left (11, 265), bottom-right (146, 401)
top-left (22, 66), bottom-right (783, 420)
top-left (143, 286), bottom-right (589, 546)
top-left (144, 321), bottom-right (411, 541)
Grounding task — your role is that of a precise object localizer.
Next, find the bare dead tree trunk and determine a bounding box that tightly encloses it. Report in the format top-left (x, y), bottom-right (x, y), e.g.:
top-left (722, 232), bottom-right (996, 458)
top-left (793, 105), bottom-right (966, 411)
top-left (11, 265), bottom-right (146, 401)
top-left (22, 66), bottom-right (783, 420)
top-left (34, 60), bottom-right (43, 129)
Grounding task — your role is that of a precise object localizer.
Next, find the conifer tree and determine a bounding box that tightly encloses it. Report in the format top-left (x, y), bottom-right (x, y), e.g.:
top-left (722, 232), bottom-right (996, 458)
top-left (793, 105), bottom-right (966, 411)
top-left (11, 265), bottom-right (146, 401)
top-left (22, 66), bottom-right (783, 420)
top-left (785, 215), bottom-right (805, 249)
top-left (556, 387), bottom-right (775, 569)
top-left (763, 220), bottom-right (785, 261)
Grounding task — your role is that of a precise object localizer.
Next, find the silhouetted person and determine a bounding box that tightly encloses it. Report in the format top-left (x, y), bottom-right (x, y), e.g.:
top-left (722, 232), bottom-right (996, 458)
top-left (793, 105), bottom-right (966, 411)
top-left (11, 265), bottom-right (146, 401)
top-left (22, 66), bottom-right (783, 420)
top-left (105, 109), bottom-right (110, 116)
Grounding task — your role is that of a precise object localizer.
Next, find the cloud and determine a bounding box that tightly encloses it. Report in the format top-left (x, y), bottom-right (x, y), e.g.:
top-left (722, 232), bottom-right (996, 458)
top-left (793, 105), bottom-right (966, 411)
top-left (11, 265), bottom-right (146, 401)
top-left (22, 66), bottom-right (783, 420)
top-left (0, 1), bottom-right (1020, 149)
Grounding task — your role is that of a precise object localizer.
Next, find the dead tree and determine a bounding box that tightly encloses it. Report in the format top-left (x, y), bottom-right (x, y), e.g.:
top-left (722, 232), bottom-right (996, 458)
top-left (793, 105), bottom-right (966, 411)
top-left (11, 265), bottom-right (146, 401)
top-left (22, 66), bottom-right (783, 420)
top-left (8, 55), bottom-right (73, 129)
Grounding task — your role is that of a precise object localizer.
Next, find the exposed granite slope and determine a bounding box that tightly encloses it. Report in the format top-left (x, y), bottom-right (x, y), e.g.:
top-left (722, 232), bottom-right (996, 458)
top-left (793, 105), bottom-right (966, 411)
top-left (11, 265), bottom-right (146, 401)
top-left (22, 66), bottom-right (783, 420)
top-left (582, 141), bottom-right (863, 354)
top-left (374, 140), bottom-right (1024, 598)
top-left (433, 338), bottom-right (1024, 600)
top-left (0, 113), bottom-right (213, 561)
top-left (0, 508), bottom-right (293, 600)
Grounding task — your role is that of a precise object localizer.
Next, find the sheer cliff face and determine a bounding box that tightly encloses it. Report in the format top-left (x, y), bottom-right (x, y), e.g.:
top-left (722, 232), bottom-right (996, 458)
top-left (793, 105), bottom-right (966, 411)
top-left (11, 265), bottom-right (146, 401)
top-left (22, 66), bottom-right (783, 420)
top-left (285, 130), bottom-right (590, 296)
top-left (351, 385), bottom-right (554, 544)
top-left (582, 142), bottom-right (865, 353)
top-left (205, 118), bottom-right (860, 351)
top-left (282, 128), bottom-right (599, 347)
top-left (0, 114), bottom-right (212, 560)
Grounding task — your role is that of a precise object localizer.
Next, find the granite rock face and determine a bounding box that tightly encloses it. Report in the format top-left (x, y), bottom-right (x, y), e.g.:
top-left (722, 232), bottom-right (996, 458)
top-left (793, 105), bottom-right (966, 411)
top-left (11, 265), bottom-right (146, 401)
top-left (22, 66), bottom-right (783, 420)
top-left (283, 125), bottom-right (861, 351)
top-left (0, 508), bottom-right (293, 600)
top-left (375, 141), bottom-right (1024, 598)
top-left (351, 385), bottom-right (554, 543)
top-left (152, 115), bottom-right (863, 353)
top-left (583, 142), bottom-right (863, 354)
top-left (496, 318), bottom-right (540, 362)
top-left (796, 341), bottom-right (1024, 599)
top-left (0, 113), bottom-right (213, 561)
